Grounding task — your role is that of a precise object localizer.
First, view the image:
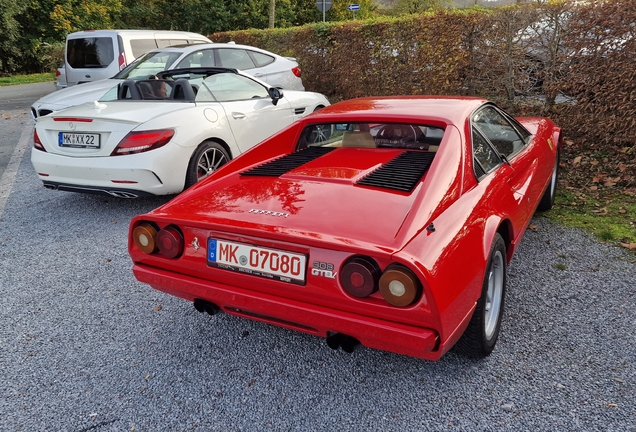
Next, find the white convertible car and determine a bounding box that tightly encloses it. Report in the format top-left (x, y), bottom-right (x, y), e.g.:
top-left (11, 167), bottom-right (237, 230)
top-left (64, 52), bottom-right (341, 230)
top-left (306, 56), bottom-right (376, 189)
top-left (31, 68), bottom-right (330, 198)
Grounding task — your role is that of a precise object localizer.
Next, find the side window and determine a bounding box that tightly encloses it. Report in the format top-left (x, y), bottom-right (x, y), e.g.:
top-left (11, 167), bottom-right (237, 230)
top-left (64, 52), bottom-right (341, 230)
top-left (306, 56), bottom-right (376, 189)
top-left (177, 52), bottom-right (201, 68)
top-left (175, 50), bottom-right (214, 68)
top-left (156, 39), bottom-right (188, 48)
top-left (201, 73), bottom-right (268, 102)
top-left (249, 51), bottom-right (275, 67)
top-left (472, 106), bottom-right (526, 159)
top-left (472, 126), bottom-right (502, 179)
top-left (130, 39), bottom-right (158, 59)
top-left (217, 49), bottom-right (257, 70)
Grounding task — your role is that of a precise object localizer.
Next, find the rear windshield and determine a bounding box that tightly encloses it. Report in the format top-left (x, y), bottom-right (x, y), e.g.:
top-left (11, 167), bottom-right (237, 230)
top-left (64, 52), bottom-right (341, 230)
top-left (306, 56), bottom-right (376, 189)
top-left (67, 37), bottom-right (114, 69)
top-left (296, 123), bottom-right (445, 151)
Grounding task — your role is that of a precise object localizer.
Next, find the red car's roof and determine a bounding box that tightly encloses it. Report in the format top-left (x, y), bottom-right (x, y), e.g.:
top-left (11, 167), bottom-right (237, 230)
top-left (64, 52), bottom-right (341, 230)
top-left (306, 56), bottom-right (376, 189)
top-left (309, 96), bottom-right (488, 127)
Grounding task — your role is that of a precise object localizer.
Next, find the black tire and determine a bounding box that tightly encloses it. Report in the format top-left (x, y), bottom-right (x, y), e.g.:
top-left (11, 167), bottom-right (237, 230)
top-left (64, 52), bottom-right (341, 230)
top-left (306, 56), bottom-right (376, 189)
top-left (454, 233), bottom-right (507, 358)
top-left (537, 149), bottom-right (560, 211)
top-left (185, 141), bottom-right (231, 189)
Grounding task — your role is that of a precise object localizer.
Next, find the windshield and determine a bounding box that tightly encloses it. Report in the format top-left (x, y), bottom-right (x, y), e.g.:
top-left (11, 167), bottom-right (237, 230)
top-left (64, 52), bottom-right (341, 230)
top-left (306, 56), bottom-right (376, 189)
top-left (99, 71), bottom-right (269, 102)
top-left (296, 123), bottom-right (445, 151)
top-left (113, 51), bottom-right (182, 80)
top-left (195, 73), bottom-right (269, 102)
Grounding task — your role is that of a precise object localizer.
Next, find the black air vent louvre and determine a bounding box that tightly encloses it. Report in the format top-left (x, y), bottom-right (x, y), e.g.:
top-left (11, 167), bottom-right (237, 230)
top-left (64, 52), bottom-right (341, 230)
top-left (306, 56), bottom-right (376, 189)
top-left (241, 147), bottom-right (335, 177)
top-left (474, 158), bottom-right (486, 180)
top-left (356, 151), bottom-right (435, 193)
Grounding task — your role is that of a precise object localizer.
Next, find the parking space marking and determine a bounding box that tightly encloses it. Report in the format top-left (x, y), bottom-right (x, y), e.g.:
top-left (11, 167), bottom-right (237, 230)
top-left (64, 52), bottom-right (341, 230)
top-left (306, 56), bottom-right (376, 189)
top-left (0, 122), bottom-right (32, 218)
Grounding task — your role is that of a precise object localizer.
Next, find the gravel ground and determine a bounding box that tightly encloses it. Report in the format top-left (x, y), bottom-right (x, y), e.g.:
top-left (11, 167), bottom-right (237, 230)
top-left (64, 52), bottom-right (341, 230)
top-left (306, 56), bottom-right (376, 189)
top-left (0, 116), bottom-right (634, 431)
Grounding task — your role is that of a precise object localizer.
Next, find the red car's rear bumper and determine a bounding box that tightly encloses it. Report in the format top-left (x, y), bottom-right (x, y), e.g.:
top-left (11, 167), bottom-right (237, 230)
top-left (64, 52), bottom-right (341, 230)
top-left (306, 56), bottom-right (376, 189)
top-left (133, 263), bottom-right (441, 360)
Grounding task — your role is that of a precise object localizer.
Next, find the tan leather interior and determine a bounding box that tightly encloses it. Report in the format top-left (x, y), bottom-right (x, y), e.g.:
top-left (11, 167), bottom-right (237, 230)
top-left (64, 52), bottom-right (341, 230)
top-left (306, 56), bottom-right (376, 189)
top-left (341, 131), bottom-right (376, 148)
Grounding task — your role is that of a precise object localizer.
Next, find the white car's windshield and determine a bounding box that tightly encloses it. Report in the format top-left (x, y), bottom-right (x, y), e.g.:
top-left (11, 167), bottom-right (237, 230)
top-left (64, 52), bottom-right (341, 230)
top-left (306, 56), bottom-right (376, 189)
top-left (113, 51), bottom-right (182, 80)
top-left (99, 71), bottom-right (270, 103)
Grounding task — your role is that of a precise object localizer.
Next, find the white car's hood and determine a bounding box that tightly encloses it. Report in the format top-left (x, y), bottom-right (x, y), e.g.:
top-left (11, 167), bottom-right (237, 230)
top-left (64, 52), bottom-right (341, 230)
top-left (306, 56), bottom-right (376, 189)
top-left (33, 79), bottom-right (123, 110)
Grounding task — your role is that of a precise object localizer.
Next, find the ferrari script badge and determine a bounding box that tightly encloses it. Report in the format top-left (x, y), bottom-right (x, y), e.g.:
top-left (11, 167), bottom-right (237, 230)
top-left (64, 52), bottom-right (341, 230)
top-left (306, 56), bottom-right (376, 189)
top-left (248, 209), bottom-right (289, 218)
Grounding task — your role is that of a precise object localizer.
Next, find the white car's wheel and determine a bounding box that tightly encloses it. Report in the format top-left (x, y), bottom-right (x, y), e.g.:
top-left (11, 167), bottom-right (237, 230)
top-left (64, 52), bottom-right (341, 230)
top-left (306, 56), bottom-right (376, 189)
top-left (454, 233), bottom-right (507, 358)
top-left (185, 141), bottom-right (231, 189)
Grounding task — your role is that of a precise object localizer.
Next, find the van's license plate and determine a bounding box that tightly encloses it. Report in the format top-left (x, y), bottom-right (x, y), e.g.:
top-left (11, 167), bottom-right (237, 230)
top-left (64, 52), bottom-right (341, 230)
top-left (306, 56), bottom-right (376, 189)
top-left (58, 132), bottom-right (100, 148)
top-left (207, 238), bottom-right (306, 285)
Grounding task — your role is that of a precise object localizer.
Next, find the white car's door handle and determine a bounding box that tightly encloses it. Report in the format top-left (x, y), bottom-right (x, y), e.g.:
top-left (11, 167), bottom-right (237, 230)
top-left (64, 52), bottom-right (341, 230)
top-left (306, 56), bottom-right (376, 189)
top-left (232, 112), bottom-right (246, 119)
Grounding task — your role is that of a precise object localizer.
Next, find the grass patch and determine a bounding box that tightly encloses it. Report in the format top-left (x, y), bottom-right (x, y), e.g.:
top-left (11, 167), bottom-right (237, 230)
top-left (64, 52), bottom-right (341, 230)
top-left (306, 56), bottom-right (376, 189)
top-left (0, 73), bottom-right (55, 87)
top-left (545, 188), bottom-right (636, 251)
top-left (554, 263), bottom-right (567, 270)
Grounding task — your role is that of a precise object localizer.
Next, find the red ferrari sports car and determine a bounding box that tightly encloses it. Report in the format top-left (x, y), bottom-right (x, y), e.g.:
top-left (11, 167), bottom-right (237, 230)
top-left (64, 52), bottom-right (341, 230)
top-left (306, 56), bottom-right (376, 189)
top-left (129, 96), bottom-right (561, 360)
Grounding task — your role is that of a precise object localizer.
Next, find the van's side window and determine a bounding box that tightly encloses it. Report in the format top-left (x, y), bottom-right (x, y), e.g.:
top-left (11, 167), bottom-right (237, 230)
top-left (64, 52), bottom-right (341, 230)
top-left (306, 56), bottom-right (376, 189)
top-left (157, 39), bottom-right (188, 48)
top-left (130, 40), bottom-right (159, 59)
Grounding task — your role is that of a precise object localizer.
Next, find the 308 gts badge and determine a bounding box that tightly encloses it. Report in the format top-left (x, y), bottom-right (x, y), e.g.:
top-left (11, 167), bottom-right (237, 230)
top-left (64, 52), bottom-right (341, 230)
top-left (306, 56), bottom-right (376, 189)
top-left (312, 261), bottom-right (337, 279)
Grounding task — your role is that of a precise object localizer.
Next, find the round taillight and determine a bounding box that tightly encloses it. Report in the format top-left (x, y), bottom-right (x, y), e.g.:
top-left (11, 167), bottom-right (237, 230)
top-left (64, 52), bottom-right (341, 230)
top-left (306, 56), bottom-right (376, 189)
top-left (339, 256), bottom-right (380, 298)
top-left (156, 225), bottom-right (184, 259)
top-left (379, 265), bottom-right (421, 307)
top-left (133, 222), bottom-right (158, 254)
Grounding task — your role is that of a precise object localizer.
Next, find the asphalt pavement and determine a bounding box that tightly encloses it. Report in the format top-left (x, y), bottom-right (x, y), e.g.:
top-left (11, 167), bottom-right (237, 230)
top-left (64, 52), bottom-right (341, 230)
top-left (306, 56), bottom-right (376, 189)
top-left (0, 85), bottom-right (634, 431)
top-left (0, 82), bottom-right (54, 181)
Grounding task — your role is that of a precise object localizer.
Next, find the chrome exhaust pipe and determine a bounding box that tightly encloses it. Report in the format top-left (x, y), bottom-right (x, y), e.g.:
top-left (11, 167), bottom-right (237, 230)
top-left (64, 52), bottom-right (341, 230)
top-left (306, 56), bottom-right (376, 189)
top-left (193, 299), bottom-right (220, 316)
top-left (326, 333), bottom-right (360, 353)
top-left (106, 191), bottom-right (139, 199)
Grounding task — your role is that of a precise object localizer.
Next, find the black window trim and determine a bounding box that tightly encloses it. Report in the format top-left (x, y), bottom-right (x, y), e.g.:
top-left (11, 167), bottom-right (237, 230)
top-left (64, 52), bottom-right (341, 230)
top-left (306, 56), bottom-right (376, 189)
top-left (471, 125), bottom-right (503, 181)
top-left (471, 103), bottom-right (532, 163)
top-left (498, 107), bottom-right (533, 144)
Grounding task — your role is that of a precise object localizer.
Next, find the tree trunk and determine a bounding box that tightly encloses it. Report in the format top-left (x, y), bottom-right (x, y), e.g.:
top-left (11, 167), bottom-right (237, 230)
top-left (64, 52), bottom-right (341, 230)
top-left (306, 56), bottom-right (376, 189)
top-left (269, 0), bottom-right (275, 28)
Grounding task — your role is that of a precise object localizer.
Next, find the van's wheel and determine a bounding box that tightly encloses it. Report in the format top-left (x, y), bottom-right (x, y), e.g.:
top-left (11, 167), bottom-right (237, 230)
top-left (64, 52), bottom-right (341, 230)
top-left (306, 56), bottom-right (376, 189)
top-left (454, 233), bottom-right (507, 358)
top-left (185, 141), bottom-right (230, 189)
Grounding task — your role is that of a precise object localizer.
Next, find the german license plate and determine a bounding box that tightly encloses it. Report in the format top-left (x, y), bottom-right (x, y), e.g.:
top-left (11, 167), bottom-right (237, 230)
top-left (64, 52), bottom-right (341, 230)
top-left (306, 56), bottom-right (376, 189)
top-left (207, 238), bottom-right (307, 285)
top-left (58, 132), bottom-right (100, 148)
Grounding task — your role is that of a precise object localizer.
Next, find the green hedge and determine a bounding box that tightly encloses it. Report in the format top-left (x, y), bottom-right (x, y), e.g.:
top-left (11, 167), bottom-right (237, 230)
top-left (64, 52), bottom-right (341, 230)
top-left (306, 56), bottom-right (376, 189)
top-left (212, 0), bottom-right (636, 188)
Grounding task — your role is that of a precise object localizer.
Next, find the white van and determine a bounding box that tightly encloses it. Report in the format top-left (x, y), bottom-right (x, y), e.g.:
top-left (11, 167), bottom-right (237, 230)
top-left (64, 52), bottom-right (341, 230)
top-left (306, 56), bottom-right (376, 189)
top-left (64, 29), bottom-right (211, 86)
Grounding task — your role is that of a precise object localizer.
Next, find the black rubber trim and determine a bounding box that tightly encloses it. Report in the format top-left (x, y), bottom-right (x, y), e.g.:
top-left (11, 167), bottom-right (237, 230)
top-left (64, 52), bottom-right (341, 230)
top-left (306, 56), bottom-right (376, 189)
top-left (356, 151), bottom-right (435, 193)
top-left (240, 147), bottom-right (335, 177)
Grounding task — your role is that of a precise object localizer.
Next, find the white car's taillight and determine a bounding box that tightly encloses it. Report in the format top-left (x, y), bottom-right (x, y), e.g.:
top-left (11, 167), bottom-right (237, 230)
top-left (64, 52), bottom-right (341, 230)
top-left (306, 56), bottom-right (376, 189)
top-left (33, 130), bottom-right (46, 152)
top-left (111, 129), bottom-right (175, 156)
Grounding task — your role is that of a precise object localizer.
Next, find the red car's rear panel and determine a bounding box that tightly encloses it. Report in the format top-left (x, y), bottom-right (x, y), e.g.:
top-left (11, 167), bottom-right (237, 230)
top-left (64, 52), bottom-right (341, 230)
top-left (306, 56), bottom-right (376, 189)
top-left (129, 96), bottom-right (560, 360)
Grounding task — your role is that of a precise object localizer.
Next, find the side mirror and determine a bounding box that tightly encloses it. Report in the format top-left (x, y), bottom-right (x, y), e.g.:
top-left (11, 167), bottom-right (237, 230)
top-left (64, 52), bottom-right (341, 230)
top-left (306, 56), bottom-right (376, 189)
top-left (268, 87), bottom-right (283, 106)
